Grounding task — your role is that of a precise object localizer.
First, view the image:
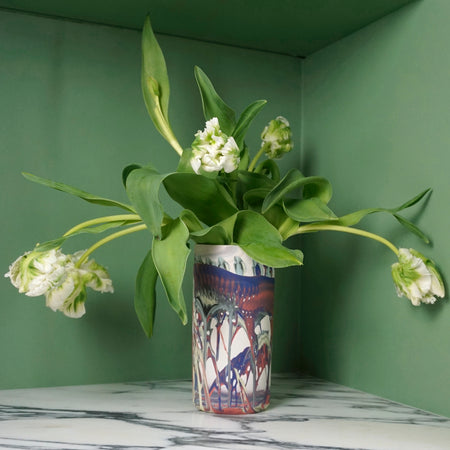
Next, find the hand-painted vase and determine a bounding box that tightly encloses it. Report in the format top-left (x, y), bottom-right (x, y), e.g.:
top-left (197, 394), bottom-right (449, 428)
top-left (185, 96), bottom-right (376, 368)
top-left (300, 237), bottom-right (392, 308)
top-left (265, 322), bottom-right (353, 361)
top-left (192, 244), bottom-right (275, 414)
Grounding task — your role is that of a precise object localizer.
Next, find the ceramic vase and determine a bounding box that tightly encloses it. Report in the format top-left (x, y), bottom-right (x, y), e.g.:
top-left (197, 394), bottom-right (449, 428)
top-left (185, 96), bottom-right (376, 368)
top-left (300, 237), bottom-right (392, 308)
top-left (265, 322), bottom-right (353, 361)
top-left (192, 244), bottom-right (275, 414)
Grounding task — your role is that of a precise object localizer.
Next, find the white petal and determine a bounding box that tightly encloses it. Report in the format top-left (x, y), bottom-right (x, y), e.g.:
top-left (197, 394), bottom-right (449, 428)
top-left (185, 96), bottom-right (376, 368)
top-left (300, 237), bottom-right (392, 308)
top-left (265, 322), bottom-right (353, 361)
top-left (46, 275), bottom-right (76, 311)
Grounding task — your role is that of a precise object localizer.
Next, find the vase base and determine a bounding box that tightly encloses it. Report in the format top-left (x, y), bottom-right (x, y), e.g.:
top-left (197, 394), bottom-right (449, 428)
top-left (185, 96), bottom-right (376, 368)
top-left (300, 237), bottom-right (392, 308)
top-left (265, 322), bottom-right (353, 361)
top-left (193, 392), bottom-right (270, 415)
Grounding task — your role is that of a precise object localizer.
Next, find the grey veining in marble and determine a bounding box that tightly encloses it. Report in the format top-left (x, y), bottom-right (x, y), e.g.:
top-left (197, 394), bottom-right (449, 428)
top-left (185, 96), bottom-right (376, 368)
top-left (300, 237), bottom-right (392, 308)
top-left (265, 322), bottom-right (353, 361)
top-left (0, 375), bottom-right (449, 449)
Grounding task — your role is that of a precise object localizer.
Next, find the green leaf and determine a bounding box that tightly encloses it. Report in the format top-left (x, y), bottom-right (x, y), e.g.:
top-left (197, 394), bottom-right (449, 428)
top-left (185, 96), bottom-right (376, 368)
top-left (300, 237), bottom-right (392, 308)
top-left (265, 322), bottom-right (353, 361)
top-left (141, 16), bottom-right (170, 126)
top-left (122, 164), bottom-right (141, 188)
top-left (232, 100), bottom-right (267, 149)
top-left (284, 197), bottom-right (337, 222)
top-left (135, 249), bottom-right (158, 338)
top-left (152, 218), bottom-right (190, 325)
top-left (180, 209), bottom-right (203, 233)
top-left (23, 172), bottom-right (135, 212)
top-left (33, 237), bottom-right (66, 253)
top-left (190, 213), bottom-right (237, 245)
top-left (33, 220), bottom-right (142, 253)
top-left (194, 66), bottom-right (236, 135)
top-left (176, 148), bottom-right (196, 173)
top-left (262, 169), bottom-right (332, 213)
top-left (395, 188), bottom-right (431, 211)
top-left (336, 188), bottom-right (432, 227)
top-left (236, 170), bottom-right (275, 209)
top-left (233, 211), bottom-right (303, 267)
top-left (243, 188), bottom-right (270, 210)
top-left (263, 204), bottom-right (299, 241)
top-left (163, 173), bottom-right (238, 226)
top-left (254, 159), bottom-right (281, 182)
top-left (125, 166), bottom-right (165, 238)
top-left (238, 145), bottom-right (250, 171)
top-left (394, 214), bottom-right (430, 244)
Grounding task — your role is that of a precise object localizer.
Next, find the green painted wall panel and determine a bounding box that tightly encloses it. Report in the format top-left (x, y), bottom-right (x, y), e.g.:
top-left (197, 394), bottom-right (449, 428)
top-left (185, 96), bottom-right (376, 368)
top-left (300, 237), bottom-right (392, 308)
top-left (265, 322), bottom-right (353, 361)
top-left (0, 10), bottom-right (302, 389)
top-left (301, 0), bottom-right (449, 416)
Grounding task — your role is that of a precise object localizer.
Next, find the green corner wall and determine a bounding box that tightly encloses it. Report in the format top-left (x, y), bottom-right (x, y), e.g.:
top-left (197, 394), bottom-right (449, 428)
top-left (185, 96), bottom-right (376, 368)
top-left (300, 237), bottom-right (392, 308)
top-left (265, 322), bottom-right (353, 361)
top-left (0, 10), bottom-right (301, 388)
top-left (1, 0), bottom-right (448, 418)
top-left (301, 0), bottom-right (449, 417)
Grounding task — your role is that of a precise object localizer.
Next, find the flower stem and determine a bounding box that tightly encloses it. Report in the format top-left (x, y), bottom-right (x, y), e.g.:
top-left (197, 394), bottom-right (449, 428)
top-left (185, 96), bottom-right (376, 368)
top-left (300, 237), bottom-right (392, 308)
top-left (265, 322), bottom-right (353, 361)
top-left (248, 146), bottom-right (266, 172)
top-left (75, 224), bottom-right (148, 267)
top-left (294, 224), bottom-right (399, 256)
top-left (64, 214), bottom-right (142, 237)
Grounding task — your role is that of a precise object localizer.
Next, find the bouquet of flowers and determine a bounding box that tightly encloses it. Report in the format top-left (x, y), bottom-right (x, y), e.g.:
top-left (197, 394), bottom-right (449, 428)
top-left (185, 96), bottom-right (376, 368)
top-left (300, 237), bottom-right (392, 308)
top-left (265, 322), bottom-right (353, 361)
top-left (5, 17), bottom-right (445, 338)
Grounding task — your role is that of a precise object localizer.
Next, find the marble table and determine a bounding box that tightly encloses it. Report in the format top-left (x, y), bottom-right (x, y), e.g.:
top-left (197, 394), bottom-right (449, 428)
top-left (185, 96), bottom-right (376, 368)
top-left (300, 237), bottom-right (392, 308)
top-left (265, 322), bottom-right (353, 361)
top-left (0, 374), bottom-right (449, 449)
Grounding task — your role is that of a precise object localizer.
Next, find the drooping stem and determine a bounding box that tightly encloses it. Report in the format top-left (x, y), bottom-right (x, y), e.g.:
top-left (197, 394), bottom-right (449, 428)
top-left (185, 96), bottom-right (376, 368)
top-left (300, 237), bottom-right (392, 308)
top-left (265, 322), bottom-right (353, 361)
top-left (248, 146), bottom-right (266, 172)
top-left (64, 214), bottom-right (142, 237)
top-left (75, 224), bottom-right (148, 267)
top-left (293, 224), bottom-right (399, 256)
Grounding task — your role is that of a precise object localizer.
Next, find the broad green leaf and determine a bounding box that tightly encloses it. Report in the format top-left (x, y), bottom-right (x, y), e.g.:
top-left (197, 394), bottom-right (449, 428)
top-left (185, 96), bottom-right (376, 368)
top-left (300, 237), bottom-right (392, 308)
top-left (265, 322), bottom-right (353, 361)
top-left (141, 16), bottom-right (170, 126)
top-left (23, 172), bottom-right (135, 213)
top-left (262, 169), bottom-right (333, 213)
top-left (302, 177), bottom-right (333, 203)
top-left (194, 66), bottom-right (236, 135)
top-left (163, 173), bottom-right (238, 225)
top-left (233, 211), bottom-right (303, 267)
top-left (180, 209), bottom-right (203, 233)
top-left (262, 204), bottom-right (299, 241)
top-left (243, 188), bottom-right (270, 210)
top-left (190, 213), bottom-right (237, 245)
top-left (254, 159), bottom-right (281, 182)
top-left (394, 214), bottom-right (430, 244)
top-left (232, 100), bottom-right (267, 149)
top-left (236, 170), bottom-right (274, 209)
top-left (125, 166), bottom-right (165, 238)
top-left (122, 164), bottom-right (141, 187)
top-left (135, 248), bottom-right (158, 338)
top-left (284, 197), bottom-right (337, 222)
top-left (152, 218), bottom-right (190, 325)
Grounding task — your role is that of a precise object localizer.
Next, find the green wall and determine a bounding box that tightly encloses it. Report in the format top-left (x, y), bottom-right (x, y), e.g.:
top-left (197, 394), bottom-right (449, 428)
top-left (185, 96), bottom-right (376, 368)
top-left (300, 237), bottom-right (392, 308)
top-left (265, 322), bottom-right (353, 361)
top-left (0, 10), bottom-right (302, 388)
top-left (301, 0), bottom-right (449, 417)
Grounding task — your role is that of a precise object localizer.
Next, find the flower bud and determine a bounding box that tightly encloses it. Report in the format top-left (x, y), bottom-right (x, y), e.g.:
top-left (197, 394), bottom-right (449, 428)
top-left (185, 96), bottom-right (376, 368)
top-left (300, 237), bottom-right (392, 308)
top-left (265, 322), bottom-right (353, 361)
top-left (260, 116), bottom-right (293, 159)
top-left (391, 248), bottom-right (445, 306)
top-left (190, 117), bottom-right (240, 174)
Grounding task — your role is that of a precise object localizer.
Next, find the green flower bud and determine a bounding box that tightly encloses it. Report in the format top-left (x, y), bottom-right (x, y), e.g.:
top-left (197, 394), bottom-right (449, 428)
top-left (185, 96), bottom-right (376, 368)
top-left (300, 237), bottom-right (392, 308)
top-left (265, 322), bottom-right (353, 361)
top-left (260, 116), bottom-right (293, 159)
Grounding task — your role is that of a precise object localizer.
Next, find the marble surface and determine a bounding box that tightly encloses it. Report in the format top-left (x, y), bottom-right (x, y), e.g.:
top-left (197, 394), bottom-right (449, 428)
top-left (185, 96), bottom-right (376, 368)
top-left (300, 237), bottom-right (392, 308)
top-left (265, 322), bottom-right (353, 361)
top-left (0, 374), bottom-right (449, 449)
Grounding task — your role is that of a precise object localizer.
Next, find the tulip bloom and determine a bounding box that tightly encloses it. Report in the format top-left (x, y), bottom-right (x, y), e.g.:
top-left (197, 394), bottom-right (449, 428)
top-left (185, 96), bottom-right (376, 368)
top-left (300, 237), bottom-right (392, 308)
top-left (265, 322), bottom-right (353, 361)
top-left (391, 248), bottom-right (445, 306)
top-left (5, 248), bottom-right (113, 318)
top-left (190, 117), bottom-right (240, 174)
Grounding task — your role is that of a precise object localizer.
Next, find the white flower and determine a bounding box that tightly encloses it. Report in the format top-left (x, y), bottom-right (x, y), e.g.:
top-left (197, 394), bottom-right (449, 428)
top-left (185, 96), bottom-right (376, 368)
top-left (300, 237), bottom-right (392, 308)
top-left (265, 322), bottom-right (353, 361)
top-left (260, 116), bottom-right (293, 159)
top-left (45, 268), bottom-right (86, 318)
top-left (77, 254), bottom-right (114, 294)
top-left (6, 248), bottom-right (114, 319)
top-left (5, 249), bottom-right (70, 297)
top-left (391, 248), bottom-right (445, 306)
top-left (190, 118), bottom-right (240, 174)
